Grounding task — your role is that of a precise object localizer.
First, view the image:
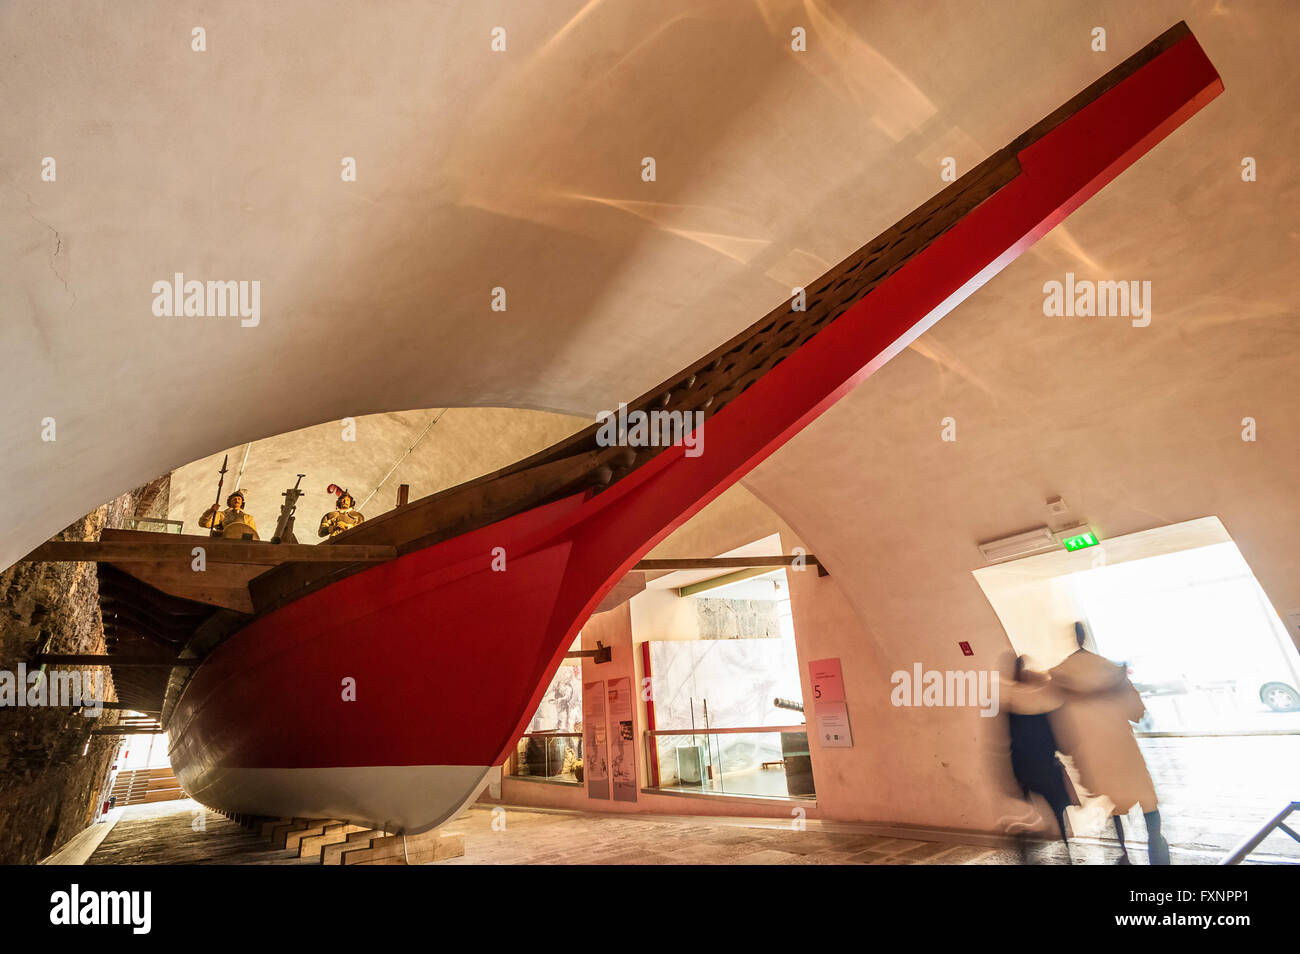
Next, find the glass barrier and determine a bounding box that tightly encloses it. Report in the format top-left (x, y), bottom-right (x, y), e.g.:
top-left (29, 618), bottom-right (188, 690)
top-left (124, 517), bottom-right (185, 534)
top-left (509, 731), bottom-right (583, 784)
top-left (644, 727), bottom-right (815, 800)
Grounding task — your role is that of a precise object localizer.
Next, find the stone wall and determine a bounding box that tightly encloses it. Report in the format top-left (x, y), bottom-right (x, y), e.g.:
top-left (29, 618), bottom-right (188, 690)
top-left (0, 475), bottom-right (169, 864)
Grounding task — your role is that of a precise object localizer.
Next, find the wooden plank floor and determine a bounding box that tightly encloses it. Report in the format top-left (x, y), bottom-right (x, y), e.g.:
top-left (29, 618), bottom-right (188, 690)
top-left (87, 801), bottom-right (316, 865)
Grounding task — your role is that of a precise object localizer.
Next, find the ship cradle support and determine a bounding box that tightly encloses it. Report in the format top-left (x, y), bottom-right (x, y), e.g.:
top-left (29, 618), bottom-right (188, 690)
top-left (209, 810), bottom-right (467, 865)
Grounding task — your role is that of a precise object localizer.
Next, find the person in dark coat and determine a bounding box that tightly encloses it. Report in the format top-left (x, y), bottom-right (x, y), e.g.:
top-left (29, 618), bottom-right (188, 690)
top-left (1005, 655), bottom-right (1076, 861)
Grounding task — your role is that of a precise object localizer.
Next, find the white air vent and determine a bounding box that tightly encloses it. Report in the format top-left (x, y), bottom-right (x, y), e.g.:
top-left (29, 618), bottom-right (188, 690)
top-left (977, 526), bottom-right (1058, 564)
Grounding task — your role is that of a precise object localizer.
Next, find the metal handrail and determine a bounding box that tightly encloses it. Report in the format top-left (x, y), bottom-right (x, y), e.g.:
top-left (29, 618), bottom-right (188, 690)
top-left (647, 725), bottom-right (806, 737)
top-left (1220, 801), bottom-right (1300, 864)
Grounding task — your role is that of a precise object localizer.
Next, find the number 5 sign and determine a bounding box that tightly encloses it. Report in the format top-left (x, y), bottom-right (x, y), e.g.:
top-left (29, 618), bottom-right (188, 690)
top-left (807, 658), bottom-right (845, 704)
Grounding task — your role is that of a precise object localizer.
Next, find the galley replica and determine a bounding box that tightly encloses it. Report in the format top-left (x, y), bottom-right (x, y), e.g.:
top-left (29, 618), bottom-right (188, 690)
top-left (20, 23), bottom-right (1223, 835)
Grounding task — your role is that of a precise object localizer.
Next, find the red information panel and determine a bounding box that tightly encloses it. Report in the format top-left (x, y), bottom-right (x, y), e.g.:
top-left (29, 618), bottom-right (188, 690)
top-left (808, 658), bottom-right (845, 704)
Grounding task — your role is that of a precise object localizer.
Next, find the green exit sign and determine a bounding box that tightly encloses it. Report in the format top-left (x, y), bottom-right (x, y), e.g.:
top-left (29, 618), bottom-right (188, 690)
top-left (1062, 530), bottom-right (1099, 551)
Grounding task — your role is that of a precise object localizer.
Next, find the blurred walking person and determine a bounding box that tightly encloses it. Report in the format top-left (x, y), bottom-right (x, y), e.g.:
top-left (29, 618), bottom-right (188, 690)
top-left (1004, 655), bottom-right (1076, 862)
top-left (1048, 622), bottom-right (1171, 864)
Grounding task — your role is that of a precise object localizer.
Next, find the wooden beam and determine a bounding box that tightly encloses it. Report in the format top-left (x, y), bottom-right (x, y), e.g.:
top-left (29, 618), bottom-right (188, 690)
top-left (34, 654), bottom-right (196, 667)
top-left (98, 561), bottom-right (220, 616)
top-left (105, 563), bottom-right (256, 614)
top-left (592, 571), bottom-right (645, 614)
top-left (98, 703), bottom-right (161, 712)
top-left (564, 641), bottom-right (612, 664)
top-left (677, 566), bottom-right (776, 598)
top-left (634, 555), bottom-right (824, 572)
top-left (23, 540), bottom-right (396, 565)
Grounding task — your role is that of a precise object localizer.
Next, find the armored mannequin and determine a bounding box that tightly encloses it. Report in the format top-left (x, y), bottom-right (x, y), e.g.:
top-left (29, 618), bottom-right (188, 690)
top-left (319, 485), bottom-right (365, 538)
top-left (199, 490), bottom-right (259, 540)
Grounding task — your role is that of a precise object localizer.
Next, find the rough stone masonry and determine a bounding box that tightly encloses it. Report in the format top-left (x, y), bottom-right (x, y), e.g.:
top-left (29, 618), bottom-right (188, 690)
top-left (0, 475), bottom-right (169, 863)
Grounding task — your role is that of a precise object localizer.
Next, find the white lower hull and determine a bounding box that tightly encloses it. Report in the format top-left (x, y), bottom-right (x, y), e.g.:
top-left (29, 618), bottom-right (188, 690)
top-left (175, 763), bottom-right (493, 834)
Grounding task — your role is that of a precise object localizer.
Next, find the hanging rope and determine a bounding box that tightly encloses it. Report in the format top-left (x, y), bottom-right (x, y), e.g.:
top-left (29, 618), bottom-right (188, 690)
top-left (357, 409), bottom-right (447, 511)
top-left (233, 441), bottom-right (253, 491)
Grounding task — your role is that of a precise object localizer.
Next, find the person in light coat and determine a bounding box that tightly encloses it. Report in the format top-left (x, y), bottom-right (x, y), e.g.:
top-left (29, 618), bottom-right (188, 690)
top-left (1047, 623), bottom-right (1171, 864)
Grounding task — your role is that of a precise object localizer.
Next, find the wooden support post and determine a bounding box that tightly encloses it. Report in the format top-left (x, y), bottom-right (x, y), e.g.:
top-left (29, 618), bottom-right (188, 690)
top-left (299, 823), bottom-right (366, 859)
top-left (269, 819), bottom-right (331, 849)
top-left (340, 830), bottom-right (466, 865)
top-left (283, 820), bottom-right (343, 853)
top-left (259, 817), bottom-right (297, 840)
top-left (321, 829), bottom-right (382, 865)
top-left (397, 484), bottom-right (410, 507)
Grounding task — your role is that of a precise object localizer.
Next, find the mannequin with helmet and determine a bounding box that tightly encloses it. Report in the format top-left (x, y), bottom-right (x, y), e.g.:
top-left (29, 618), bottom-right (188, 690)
top-left (199, 489), bottom-right (260, 540)
top-left (319, 484), bottom-right (365, 538)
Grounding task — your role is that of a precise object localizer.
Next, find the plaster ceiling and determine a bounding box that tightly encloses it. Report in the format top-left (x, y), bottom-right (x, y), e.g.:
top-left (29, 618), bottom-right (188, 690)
top-left (2, 1), bottom-right (1297, 669)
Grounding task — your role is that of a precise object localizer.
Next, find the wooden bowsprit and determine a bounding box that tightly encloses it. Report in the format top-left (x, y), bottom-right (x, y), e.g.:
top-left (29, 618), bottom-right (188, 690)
top-left (483, 18), bottom-right (1226, 772)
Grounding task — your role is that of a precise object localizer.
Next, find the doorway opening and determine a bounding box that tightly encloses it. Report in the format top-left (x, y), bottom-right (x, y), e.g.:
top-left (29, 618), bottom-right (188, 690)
top-left (636, 533), bottom-right (813, 802)
top-left (974, 516), bottom-right (1300, 860)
